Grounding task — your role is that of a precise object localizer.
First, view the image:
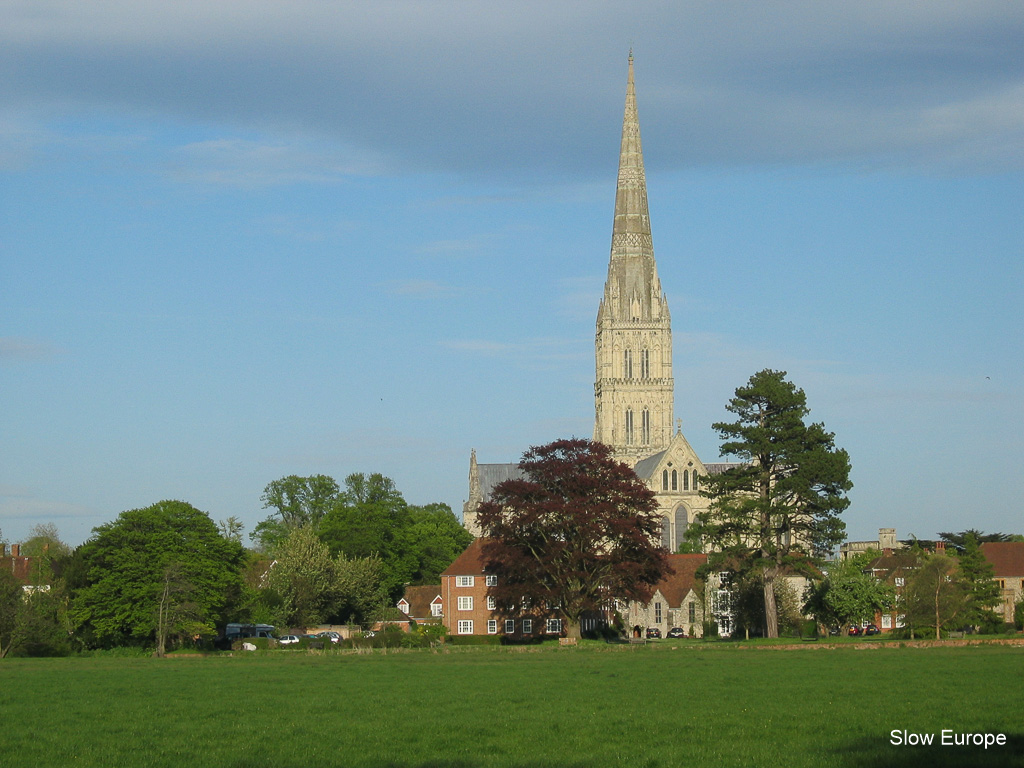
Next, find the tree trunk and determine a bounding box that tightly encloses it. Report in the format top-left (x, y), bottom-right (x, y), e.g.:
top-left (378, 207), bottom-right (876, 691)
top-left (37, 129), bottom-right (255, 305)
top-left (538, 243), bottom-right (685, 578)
top-left (763, 574), bottom-right (779, 639)
top-left (565, 621), bottom-right (582, 641)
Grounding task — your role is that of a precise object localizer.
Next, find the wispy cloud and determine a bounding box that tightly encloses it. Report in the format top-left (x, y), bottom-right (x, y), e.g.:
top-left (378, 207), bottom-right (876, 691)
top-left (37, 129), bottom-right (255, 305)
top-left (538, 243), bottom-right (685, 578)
top-left (441, 337), bottom-right (588, 369)
top-left (167, 137), bottom-right (383, 188)
top-left (0, 337), bottom-right (63, 362)
top-left (384, 279), bottom-right (461, 300)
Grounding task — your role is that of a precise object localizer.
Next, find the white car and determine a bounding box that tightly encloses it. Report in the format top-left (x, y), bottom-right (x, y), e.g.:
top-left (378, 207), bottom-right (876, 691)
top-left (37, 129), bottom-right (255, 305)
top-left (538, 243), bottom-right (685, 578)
top-left (278, 635), bottom-right (301, 645)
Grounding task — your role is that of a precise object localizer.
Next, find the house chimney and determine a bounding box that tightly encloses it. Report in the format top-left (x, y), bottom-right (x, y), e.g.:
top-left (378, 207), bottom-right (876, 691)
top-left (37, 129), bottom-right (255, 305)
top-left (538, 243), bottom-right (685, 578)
top-left (935, 541), bottom-right (945, 554)
top-left (11, 544), bottom-right (20, 557)
top-left (883, 548), bottom-right (893, 557)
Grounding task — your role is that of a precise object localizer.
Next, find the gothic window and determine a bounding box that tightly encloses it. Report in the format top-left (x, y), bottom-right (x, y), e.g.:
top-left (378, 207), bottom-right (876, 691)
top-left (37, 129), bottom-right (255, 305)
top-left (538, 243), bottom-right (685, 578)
top-left (671, 469), bottom-right (678, 491)
top-left (641, 409), bottom-right (650, 445)
top-left (625, 409), bottom-right (634, 445)
top-left (674, 507), bottom-right (688, 545)
top-left (683, 470), bottom-right (689, 491)
top-left (662, 470), bottom-right (669, 491)
top-left (692, 470), bottom-right (698, 492)
top-left (623, 349), bottom-right (633, 379)
top-left (641, 349), bottom-right (650, 379)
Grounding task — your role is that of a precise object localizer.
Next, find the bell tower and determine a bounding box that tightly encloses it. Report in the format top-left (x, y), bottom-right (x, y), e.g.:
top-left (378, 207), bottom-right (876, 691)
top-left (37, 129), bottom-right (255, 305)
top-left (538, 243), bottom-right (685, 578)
top-left (594, 54), bottom-right (674, 466)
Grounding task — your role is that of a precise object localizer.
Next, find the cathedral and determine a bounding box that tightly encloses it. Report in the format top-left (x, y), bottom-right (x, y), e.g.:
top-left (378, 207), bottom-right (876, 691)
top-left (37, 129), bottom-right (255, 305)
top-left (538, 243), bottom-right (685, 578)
top-left (463, 55), bottom-right (735, 551)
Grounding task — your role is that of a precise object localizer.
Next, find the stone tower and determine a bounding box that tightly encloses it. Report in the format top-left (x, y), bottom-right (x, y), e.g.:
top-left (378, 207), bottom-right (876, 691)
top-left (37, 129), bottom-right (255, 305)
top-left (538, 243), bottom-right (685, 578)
top-left (594, 54), bottom-right (674, 466)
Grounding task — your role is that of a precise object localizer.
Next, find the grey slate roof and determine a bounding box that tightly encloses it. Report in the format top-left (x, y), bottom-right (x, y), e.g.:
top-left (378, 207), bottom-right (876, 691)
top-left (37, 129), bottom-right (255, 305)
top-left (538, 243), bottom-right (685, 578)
top-left (478, 463), bottom-right (526, 502)
top-left (633, 452), bottom-right (742, 480)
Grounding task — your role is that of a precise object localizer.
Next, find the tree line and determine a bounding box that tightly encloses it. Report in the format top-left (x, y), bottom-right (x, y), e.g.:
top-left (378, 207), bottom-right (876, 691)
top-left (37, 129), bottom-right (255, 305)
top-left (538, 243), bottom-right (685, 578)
top-left (0, 473), bottom-right (471, 657)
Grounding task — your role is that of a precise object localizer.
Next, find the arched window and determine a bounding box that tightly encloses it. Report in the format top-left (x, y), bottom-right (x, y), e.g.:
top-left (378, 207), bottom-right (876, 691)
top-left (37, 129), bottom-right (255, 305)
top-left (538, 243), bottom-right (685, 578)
top-left (662, 470), bottom-right (669, 490)
top-left (674, 506), bottom-right (688, 547)
top-left (640, 349), bottom-right (650, 379)
top-left (641, 409), bottom-right (650, 445)
top-left (671, 470), bottom-right (678, 491)
top-left (661, 517), bottom-right (671, 550)
top-left (625, 409), bottom-right (634, 445)
top-left (683, 470), bottom-right (689, 491)
top-left (623, 350), bottom-right (633, 379)
top-left (692, 470), bottom-right (698, 492)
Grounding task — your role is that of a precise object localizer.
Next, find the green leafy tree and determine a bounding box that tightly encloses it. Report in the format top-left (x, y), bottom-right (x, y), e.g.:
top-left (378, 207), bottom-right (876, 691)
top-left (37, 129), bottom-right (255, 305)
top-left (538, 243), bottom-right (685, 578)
top-left (956, 531), bottom-right (1003, 632)
top-left (477, 438), bottom-right (670, 640)
top-left (694, 370), bottom-right (852, 638)
top-left (267, 526), bottom-right (387, 628)
top-left (251, 475), bottom-right (340, 553)
top-left (903, 554), bottom-right (968, 640)
top-left (804, 553), bottom-right (895, 631)
top-left (319, 473), bottom-right (416, 599)
top-left (0, 568), bottom-right (22, 658)
top-left (406, 503), bottom-right (474, 585)
top-left (74, 500), bottom-right (245, 648)
top-left (267, 526), bottom-right (340, 627)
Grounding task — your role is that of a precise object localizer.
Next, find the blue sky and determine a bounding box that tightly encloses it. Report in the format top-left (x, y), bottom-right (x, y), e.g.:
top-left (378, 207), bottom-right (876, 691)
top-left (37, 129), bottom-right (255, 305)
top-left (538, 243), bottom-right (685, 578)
top-left (2, 2), bottom-right (1022, 547)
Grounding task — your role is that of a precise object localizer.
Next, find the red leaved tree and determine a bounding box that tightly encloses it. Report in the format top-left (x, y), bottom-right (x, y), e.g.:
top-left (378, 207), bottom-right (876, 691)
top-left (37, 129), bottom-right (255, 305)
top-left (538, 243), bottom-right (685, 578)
top-left (477, 439), bottom-right (670, 640)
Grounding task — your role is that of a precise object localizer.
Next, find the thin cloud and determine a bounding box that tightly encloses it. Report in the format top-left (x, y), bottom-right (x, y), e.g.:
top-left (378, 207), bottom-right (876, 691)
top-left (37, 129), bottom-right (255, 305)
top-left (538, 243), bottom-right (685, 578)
top-left (0, 337), bottom-right (63, 362)
top-left (384, 279), bottom-right (461, 300)
top-left (1, 2), bottom-right (1021, 175)
top-left (167, 137), bottom-right (383, 188)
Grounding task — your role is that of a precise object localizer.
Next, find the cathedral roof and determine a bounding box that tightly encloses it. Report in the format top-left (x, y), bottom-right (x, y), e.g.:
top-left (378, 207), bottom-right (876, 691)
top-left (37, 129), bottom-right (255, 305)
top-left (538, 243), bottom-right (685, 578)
top-left (476, 463), bottom-right (525, 503)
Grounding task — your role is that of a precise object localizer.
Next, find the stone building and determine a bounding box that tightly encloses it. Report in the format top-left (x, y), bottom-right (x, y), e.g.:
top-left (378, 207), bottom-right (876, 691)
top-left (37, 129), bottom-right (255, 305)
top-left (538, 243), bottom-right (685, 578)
top-left (463, 54), bottom-right (736, 549)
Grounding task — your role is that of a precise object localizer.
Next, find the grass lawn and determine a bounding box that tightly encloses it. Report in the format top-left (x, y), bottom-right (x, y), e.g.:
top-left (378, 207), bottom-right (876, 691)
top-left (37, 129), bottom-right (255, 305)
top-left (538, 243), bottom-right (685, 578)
top-left (1, 642), bottom-right (1022, 768)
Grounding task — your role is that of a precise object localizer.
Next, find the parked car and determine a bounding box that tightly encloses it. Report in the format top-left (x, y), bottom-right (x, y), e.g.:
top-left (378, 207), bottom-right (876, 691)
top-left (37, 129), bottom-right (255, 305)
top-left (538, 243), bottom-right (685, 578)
top-left (278, 635), bottom-right (301, 645)
top-left (666, 627), bottom-right (686, 639)
top-left (315, 631), bottom-right (341, 644)
top-left (847, 625), bottom-right (862, 636)
top-left (863, 624), bottom-right (880, 636)
top-left (645, 627), bottom-right (661, 639)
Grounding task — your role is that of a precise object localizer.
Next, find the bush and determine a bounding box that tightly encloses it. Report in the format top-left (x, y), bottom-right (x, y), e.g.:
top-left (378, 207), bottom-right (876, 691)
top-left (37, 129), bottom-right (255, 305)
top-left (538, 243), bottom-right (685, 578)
top-left (703, 621), bottom-right (719, 639)
top-left (449, 635), bottom-right (502, 646)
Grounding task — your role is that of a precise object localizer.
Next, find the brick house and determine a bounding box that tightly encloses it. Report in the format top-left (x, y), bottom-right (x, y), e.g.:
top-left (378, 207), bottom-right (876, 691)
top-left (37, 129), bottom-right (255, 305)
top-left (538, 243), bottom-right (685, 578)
top-left (981, 542), bottom-right (1024, 625)
top-left (397, 585), bottom-right (444, 622)
top-left (867, 549), bottom-right (922, 632)
top-left (627, 554), bottom-right (707, 638)
top-left (440, 539), bottom-right (563, 639)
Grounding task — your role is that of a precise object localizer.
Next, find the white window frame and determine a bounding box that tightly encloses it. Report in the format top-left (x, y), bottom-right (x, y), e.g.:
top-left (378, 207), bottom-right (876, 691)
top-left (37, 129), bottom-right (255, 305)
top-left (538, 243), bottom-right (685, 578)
top-left (487, 620), bottom-right (497, 635)
top-left (457, 596), bottom-right (473, 611)
top-left (546, 618), bottom-right (562, 634)
top-left (504, 619), bottom-right (515, 634)
top-left (486, 596), bottom-right (496, 610)
top-left (457, 620), bottom-right (473, 635)
top-left (430, 602), bottom-right (442, 617)
top-left (485, 575), bottom-right (498, 587)
top-left (894, 577), bottom-right (905, 587)
top-left (522, 619), bottom-right (533, 635)
top-left (881, 614), bottom-right (892, 629)
top-left (455, 576), bottom-right (475, 588)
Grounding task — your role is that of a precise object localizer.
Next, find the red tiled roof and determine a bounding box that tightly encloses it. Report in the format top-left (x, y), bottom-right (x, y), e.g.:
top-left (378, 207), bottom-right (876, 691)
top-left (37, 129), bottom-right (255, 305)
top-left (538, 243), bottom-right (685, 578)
top-left (441, 538), bottom-right (489, 577)
top-left (651, 554), bottom-right (707, 608)
top-left (399, 584), bottom-right (442, 619)
top-left (981, 542), bottom-right (1024, 578)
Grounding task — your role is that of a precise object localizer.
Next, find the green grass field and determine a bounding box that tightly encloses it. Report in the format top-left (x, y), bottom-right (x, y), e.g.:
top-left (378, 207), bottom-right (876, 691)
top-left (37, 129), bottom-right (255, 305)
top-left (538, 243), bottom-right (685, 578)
top-left (1, 642), bottom-right (1021, 768)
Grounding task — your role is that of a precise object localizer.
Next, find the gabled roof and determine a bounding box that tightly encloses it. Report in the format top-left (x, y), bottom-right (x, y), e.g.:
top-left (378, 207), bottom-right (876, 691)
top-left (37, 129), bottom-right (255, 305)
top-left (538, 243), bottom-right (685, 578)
top-left (477, 464), bottom-right (526, 503)
top-left (632, 432), bottom-right (742, 481)
top-left (649, 554), bottom-right (707, 608)
top-left (981, 542), bottom-right (1024, 578)
top-left (399, 584), bottom-right (443, 618)
top-left (441, 538), bottom-right (489, 577)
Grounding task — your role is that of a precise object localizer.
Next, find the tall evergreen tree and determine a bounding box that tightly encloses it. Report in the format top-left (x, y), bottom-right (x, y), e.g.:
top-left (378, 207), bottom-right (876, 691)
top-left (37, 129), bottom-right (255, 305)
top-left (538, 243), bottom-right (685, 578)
top-left (694, 370), bottom-right (852, 638)
top-left (957, 531), bottom-right (1003, 631)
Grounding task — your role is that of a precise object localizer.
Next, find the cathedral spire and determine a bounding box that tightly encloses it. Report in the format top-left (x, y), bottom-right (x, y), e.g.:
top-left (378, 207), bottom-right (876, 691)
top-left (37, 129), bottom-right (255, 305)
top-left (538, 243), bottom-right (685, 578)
top-left (611, 51), bottom-right (652, 254)
top-left (594, 54), bottom-right (674, 464)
